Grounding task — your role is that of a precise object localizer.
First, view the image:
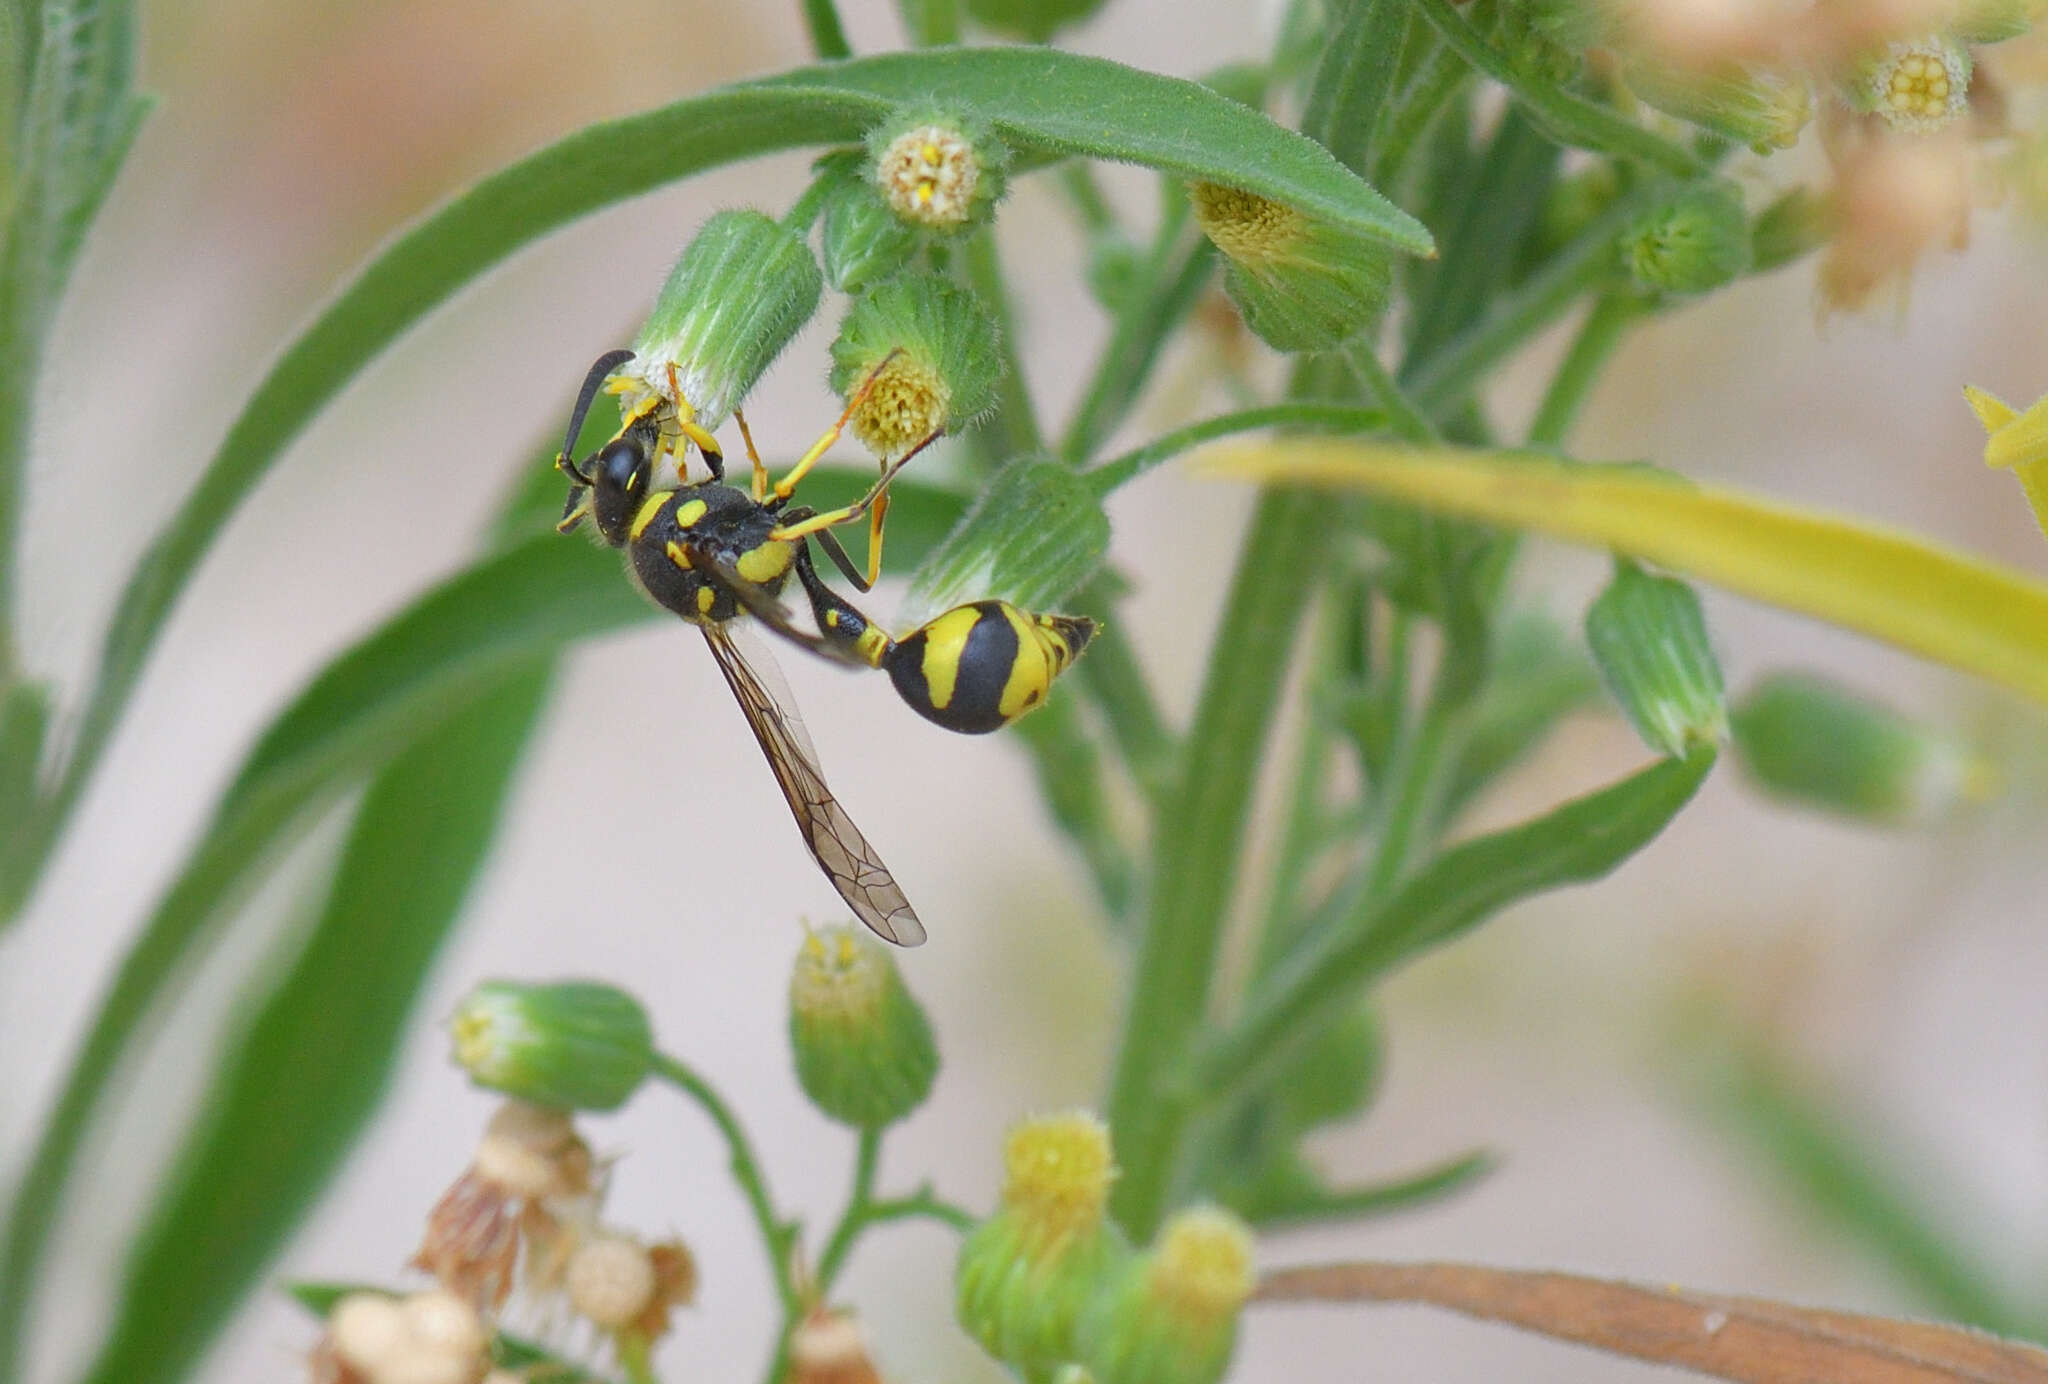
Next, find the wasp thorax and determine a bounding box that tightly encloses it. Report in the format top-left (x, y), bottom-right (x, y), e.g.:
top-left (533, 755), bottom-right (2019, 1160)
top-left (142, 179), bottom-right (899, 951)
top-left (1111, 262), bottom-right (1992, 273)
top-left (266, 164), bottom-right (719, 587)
top-left (788, 926), bottom-right (938, 1129)
top-left (867, 108), bottom-right (1008, 233)
top-left (830, 273), bottom-right (1000, 459)
top-left (1190, 181), bottom-right (1391, 351)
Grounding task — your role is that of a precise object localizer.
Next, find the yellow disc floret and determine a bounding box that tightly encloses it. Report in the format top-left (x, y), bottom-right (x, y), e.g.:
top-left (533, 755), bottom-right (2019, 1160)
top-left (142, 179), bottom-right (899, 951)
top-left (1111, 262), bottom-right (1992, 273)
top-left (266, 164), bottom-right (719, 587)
top-left (878, 124), bottom-right (982, 228)
top-left (1189, 183), bottom-right (1305, 264)
top-left (1001, 1110), bottom-right (1118, 1249)
top-left (1145, 1207), bottom-right (1255, 1323)
top-left (1869, 37), bottom-right (1971, 133)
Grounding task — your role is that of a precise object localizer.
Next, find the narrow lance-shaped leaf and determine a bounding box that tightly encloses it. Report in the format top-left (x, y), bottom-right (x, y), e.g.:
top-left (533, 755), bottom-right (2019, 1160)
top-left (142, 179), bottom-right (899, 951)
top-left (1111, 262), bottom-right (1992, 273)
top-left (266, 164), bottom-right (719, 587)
top-left (1202, 748), bottom-right (1715, 1107)
top-left (1202, 441), bottom-right (2048, 708)
top-left (1254, 1261), bottom-right (2048, 1384)
top-left (82, 667), bottom-right (555, 1384)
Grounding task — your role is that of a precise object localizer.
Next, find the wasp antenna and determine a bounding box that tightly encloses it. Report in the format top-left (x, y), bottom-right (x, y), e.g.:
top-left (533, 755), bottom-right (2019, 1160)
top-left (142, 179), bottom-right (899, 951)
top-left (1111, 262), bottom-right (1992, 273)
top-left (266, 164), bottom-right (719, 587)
top-left (560, 348), bottom-right (637, 474)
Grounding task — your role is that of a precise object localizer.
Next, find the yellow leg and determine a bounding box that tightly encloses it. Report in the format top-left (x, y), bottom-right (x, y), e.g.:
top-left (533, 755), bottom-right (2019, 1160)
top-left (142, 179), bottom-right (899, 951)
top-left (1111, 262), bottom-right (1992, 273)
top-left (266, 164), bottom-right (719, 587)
top-left (867, 491), bottom-right (889, 588)
top-left (770, 347), bottom-right (905, 502)
top-left (771, 429), bottom-right (940, 547)
top-left (666, 362), bottom-right (723, 477)
top-left (735, 408), bottom-right (768, 502)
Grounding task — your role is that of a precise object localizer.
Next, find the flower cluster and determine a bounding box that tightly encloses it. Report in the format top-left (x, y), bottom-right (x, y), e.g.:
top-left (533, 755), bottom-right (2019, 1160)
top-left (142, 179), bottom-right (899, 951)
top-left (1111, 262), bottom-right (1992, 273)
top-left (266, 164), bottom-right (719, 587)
top-left (1560, 0), bottom-right (2046, 312)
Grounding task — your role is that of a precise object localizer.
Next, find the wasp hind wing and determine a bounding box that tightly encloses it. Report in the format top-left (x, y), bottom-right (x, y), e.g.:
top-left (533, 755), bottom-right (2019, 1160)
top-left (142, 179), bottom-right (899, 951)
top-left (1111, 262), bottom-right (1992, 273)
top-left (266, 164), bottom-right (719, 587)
top-left (698, 624), bottom-right (926, 947)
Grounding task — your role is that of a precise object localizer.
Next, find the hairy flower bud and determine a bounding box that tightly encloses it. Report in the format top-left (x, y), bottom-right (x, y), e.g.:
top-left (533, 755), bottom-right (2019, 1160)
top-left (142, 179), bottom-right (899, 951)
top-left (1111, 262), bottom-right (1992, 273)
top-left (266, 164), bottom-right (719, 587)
top-left (450, 980), bottom-right (654, 1113)
top-left (788, 926), bottom-right (939, 1129)
top-left (1191, 181), bottom-right (1390, 350)
top-left (821, 171), bottom-right (919, 294)
top-left (1731, 673), bottom-right (1995, 824)
top-left (956, 1111), bottom-right (1130, 1370)
top-left (1075, 1206), bottom-right (1255, 1384)
top-left (1625, 62), bottom-right (1811, 152)
top-left (617, 210), bottom-right (823, 432)
top-left (867, 109), bottom-right (1008, 233)
top-left (829, 273), bottom-right (1001, 458)
top-left (1585, 562), bottom-right (1728, 758)
top-left (1625, 182), bottom-right (1754, 297)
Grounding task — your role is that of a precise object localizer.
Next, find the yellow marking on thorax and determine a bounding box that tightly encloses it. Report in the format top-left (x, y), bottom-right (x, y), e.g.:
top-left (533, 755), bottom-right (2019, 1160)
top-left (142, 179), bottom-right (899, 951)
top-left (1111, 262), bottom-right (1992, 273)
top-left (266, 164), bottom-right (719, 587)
top-left (998, 605), bottom-right (1055, 720)
top-left (917, 606), bottom-right (984, 710)
top-left (665, 540), bottom-right (694, 571)
top-left (673, 497), bottom-right (709, 529)
top-left (697, 586), bottom-right (717, 615)
top-left (735, 540), bottom-right (793, 586)
top-left (629, 491), bottom-right (671, 542)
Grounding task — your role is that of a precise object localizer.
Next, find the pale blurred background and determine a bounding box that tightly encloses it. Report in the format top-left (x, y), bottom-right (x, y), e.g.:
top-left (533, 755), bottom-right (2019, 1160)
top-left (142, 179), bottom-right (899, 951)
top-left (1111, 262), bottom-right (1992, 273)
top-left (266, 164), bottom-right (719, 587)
top-left (4, 1), bottom-right (2047, 1380)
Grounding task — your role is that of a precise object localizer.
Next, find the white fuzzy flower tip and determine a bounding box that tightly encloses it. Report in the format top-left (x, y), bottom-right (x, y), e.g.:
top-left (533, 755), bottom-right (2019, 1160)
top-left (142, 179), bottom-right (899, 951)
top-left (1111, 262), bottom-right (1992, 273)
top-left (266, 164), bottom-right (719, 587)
top-left (567, 1235), bottom-right (659, 1330)
top-left (878, 125), bottom-right (982, 227)
top-left (1870, 38), bottom-right (1970, 132)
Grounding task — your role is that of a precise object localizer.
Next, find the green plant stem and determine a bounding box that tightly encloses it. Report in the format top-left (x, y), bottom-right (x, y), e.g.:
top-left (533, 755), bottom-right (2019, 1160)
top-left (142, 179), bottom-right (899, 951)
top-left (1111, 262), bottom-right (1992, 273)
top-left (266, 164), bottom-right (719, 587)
top-left (1104, 487), bottom-right (1333, 1238)
top-left (1012, 693), bottom-right (1138, 916)
top-left (800, 0), bottom-right (853, 59)
top-left (1370, 37), bottom-right (1465, 187)
top-left (815, 1129), bottom-right (882, 1293)
top-left (1057, 162), bottom-right (1118, 235)
top-left (1405, 179), bottom-right (1659, 414)
top-left (651, 1054), bottom-right (796, 1315)
top-left (781, 170), bottom-right (839, 233)
top-left (1527, 291), bottom-right (1637, 448)
top-left (963, 227), bottom-right (1044, 460)
top-left (1357, 689), bottom-right (1459, 899)
top-left (1408, 0), bottom-right (1705, 177)
top-left (1069, 582), bottom-right (1178, 810)
top-left (1084, 403), bottom-right (1388, 497)
top-left (1302, 0), bottom-right (1410, 170)
top-left (861, 1189), bottom-right (975, 1232)
top-left (901, 0), bottom-right (960, 46)
top-left (1344, 340), bottom-right (1439, 443)
top-left (1201, 748), bottom-right (1714, 1111)
top-left (619, 1338), bottom-right (658, 1384)
top-left (1060, 193), bottom-right (1210, 464)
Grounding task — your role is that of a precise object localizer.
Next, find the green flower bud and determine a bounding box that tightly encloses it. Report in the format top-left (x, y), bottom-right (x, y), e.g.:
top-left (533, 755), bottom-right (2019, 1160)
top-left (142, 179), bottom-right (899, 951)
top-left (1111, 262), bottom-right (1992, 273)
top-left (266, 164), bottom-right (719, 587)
top-left (1075, 1206), bottom-right (1255, 1384)
top-left (867, 107), bottom-right (1009, 235)
top-left (1750, 186), bottom-right (1833, 275)
top-left (1625, 62), bottom-right (1811, 154)
top-left (622, 210), bottom-right (823, 431)
top-left (1191, 181), bottom-right (1391, 351)
top-left (828, 272), bottom-right (1001, 459)
top-left (1538, 163), bottom-right (1622, 261)
top-left (966, 0), bottom-right (1107, 41)
top-left (788, 926), bottom-right (938, 1129)
top-left (956, 1111), bottom-right (1131, 1371)
top-left (1585, 563), bottom-right (1727, 759)
top-left (1624, 181), bottom-right (1753, 297)
top-left (820, 174), bottom-right (919, 294)
top-left (449, 981), bottom-right (654, 1112)
top-left (1731, 673), bottom-right (1997, 825)
top-left (1850, 35), bottom-right (1972, 134)
top-left (1954, 0), bottom-right (2033, 45)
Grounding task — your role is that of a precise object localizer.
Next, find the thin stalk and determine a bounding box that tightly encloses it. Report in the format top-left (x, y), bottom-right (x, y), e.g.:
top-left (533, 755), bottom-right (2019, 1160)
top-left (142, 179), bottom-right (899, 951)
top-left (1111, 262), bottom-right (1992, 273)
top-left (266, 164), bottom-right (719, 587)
top-left (1408, 0), bottom-right (1706, 177)
top-left (651, 1054), bottom-right (796, 1315)
top-left (1405, 179), bottom-right (1661, 414)
top-left (1248, 1148), bottom-right (1496, 1227)
top-left (1301, 0), bottom-right (1410, 170)
top-left (1371, 39), bottom-right (1466, 188)
top-left (1069, 583), bottom-right (1178, 811)
top-left (1249, 605), bottom-right (1345, 973)
top-left (861, 1189), bottom-right (975, 1232)
top-left (962, 228), bottom-right (1044, 459)
top-left (814, 1128), bottom-right (881, 1293)
top-left (1012, 692), bottom-right (1139, 917)
top-left (800, 0), bottom-right (853, 58)
top-left (1084, 403), bottom-right (1388, 498)
top-left (1527, 291), bottom-right (1637, 449)
top-left (781, 173), bottom-right (837, 234)
top-left (1057, 163), bottom-right (1118, 235)
top-left (1104, 488), bottom-right (1333, 1238)
top-left (1343, 340), bottom-right (1439, 443)
top-left (1357, 688), bottom-right (1460, 899)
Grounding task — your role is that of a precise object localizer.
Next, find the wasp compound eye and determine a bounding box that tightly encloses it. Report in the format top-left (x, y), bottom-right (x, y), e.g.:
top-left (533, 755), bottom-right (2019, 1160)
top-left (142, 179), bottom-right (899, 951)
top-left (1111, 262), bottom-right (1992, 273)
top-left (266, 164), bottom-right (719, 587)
top-left (599, 439), bottom-right (644, 492)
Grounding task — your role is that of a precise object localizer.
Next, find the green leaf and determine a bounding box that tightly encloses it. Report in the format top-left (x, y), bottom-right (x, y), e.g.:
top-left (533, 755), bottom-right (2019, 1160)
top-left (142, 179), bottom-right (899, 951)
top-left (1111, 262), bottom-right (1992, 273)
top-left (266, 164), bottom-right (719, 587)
top-left (1235, 1147), bottom-right (1497, 1228)
top-left (82, 666), bottom-right (553, 1384)
top-left (907, 454), bottom-right (1109, 619)
top-left (1203, 441), bottom-right (2048, 708)
top-left (0, 0), bottom-right (146, 670)
top-left (1683, 1026), bottom-right (2038, 1339)
top-left (1439, 612), bottom-right (1600, 822)
top-left (964, 0), bottom-right (1107, 41)
top-left (1202, 747), bottom-right (1715, 1108)
top-left (751, 50), bottom-right (1434, 255)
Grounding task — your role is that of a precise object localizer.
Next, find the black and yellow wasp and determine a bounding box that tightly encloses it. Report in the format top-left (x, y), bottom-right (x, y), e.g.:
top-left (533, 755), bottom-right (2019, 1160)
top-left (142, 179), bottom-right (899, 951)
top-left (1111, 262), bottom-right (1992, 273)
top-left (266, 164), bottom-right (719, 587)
top-left (555, 348), bottom-right (1094, 947)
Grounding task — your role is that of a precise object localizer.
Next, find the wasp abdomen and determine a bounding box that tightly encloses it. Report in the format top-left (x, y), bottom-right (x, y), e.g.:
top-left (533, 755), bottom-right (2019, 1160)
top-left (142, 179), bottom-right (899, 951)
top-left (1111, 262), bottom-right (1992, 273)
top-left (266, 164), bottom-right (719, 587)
top-left (885, 600), bottom-right (1094, 735)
